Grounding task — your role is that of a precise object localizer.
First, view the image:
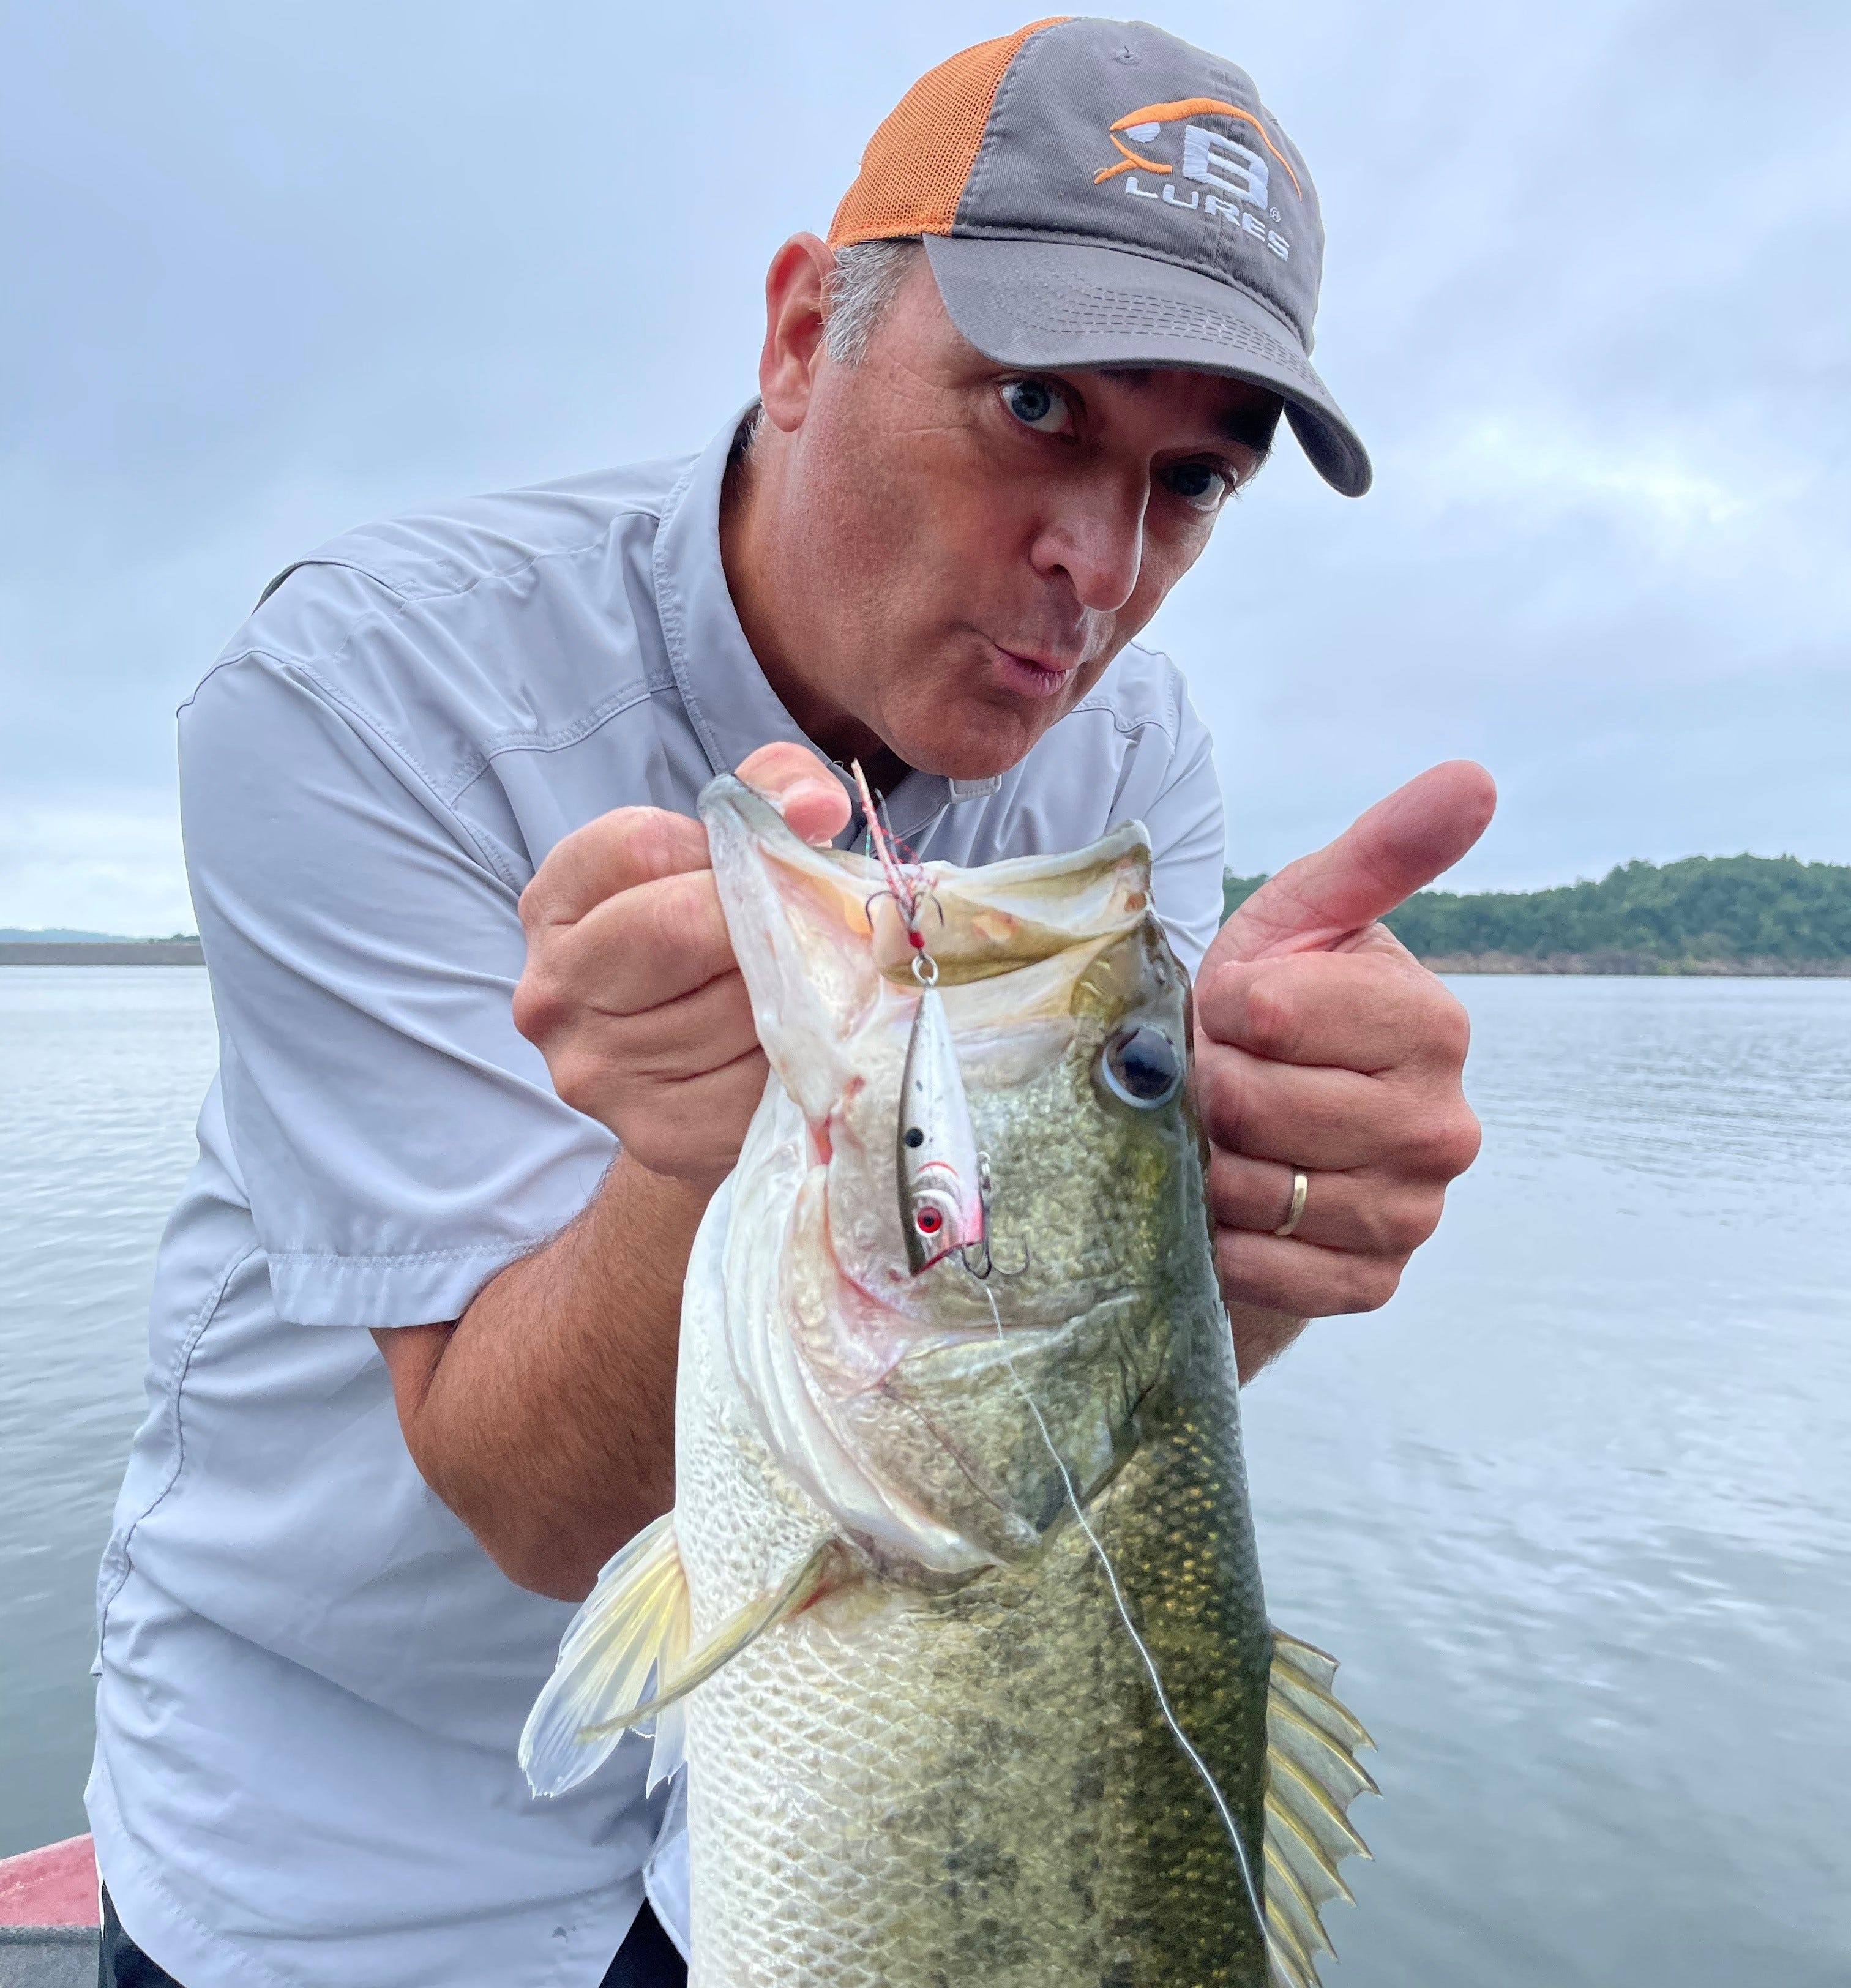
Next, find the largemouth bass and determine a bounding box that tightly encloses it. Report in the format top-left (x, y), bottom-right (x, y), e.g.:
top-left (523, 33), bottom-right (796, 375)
top-left (523, 777), bottom-right (1374, 1987)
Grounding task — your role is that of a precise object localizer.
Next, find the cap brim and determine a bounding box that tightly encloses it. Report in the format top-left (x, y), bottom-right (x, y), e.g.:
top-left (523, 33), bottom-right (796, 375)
top-left (923, 234), bottom-right (1372, 498)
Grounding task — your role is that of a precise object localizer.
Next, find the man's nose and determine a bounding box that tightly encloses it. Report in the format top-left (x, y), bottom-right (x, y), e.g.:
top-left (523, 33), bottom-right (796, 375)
top-left (1030, 480), bottom-right (1146, 614)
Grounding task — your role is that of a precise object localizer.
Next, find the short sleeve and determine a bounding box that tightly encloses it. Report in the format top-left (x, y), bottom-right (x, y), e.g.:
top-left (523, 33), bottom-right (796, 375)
top-left (181, 647), bottom-right (613, 1329)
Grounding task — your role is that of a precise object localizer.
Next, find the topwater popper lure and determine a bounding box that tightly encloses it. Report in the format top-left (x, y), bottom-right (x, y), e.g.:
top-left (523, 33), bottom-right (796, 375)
top-left (853, 761), bottom-right (994, 1280)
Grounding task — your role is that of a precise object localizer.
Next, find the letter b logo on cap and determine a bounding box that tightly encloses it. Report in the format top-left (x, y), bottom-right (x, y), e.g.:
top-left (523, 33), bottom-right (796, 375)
top-left (1181, 124), bottom-right (1270, 209)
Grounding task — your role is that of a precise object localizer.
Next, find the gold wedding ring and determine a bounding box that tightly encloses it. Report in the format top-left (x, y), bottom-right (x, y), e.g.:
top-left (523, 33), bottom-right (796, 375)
top-left (1273, 1170), bottom-right (1309, 1238)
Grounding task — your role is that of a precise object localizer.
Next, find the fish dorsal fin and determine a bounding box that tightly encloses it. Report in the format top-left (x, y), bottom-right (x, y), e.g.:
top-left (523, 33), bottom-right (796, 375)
top-left (1263, 1630), bottom-right (1378, 1988)
top-left (520, 1518), bottom-right (839, 1799)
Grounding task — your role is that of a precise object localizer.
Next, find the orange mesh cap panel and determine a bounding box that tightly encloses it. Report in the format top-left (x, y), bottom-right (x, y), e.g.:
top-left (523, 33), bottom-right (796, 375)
top-left (828, 18), bottom-right (1068, 246)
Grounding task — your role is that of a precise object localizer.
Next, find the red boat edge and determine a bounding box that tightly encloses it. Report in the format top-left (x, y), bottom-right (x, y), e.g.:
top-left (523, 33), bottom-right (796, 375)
top-left (0, 1835), bottom-right (98, 1928)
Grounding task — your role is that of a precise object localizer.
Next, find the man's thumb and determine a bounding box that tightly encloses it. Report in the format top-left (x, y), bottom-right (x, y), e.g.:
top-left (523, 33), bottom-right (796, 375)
top-left (1215, 760), bottom-right (1497, 964)
top-left (736, 740), bottom-right (851, 848)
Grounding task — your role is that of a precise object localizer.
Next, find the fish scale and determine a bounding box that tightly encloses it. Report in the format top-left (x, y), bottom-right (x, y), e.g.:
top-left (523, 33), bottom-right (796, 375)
top-left (520, 779), bottom-right (1375, 1987)
top-left (681, 1316), bottom-right (1270, 1987)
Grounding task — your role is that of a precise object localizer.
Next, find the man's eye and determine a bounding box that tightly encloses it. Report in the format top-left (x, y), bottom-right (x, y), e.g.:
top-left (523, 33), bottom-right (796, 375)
top-left (999, 378), bottom-right (1072, 434)
top-left (1161, 461), bottom-right (1235, 511)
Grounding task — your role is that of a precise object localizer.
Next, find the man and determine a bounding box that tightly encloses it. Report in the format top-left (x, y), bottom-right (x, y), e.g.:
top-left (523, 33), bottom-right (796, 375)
top-left (89, 18), bottom-right (1489, 1988)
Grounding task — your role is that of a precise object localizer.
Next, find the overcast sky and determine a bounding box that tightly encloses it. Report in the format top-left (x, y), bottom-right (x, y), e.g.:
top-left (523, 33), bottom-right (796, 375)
top-left (2, 0), bottom-right (1845, 932)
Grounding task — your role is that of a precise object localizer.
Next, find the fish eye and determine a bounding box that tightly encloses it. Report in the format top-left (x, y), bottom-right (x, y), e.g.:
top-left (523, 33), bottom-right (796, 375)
top-left (1099, 1024), bottom-right (1183, 1110)
top-left (903, 1127), bottom-right (925, 1149)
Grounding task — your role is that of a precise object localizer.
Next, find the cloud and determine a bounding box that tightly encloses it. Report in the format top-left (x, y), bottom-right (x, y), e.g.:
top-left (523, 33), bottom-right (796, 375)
top-left (1429, 422), bottom-right (1754, 550)
top-left (0, 797), bottom-right (192, 937)
top-left (2, 0), bottom-right (1845, 925)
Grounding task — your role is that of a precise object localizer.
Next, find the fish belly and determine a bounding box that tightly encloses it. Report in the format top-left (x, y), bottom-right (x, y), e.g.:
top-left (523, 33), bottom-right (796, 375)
top-left (684, 1345), bottom-right (1271, 1988)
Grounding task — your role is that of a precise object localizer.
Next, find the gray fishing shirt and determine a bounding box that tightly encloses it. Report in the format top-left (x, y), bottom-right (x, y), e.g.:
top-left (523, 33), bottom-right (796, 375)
top-left (86, 409), bottom-right (1228, 1988)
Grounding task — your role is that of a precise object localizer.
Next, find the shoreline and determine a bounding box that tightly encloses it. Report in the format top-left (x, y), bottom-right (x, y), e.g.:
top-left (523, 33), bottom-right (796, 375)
top-left (4, 941), bottom-right (1849, 977)
top-left (0, 941), bottom-right (204, 966)
top-left (1421, 951), bottom-right (1851, 977)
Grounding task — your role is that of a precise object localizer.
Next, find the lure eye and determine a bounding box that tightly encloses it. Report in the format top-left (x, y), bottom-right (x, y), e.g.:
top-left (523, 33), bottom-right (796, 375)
top-left (903, 1127), bottom-right (925, 1149)
top-left (916, 1205), bottom-right (943, 1234)
top-left (1100, 1024), bottom-right (1184, 1110)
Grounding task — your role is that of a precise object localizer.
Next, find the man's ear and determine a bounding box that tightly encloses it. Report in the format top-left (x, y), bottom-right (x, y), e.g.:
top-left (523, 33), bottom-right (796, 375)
top-left (758, 233), bottom-right (836, 435)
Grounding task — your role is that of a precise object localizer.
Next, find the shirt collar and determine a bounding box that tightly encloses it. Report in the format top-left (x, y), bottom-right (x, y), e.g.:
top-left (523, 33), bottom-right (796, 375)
top-left (651, 406), bottom-right (1001, 854)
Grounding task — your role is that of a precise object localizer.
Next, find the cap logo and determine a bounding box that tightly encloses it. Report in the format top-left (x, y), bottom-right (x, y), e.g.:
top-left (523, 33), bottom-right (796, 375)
top-left (1093, 97), bottom-right (1301, 261)
top-left (1093, 97), bottom-right (1303, 199)
top-left (1181, 124), bottom-right (1269, 209)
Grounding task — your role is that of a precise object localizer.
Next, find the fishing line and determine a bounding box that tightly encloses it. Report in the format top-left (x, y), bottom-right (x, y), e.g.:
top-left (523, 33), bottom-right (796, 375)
top-left (973, 1279), bottom-right (1277, 1966)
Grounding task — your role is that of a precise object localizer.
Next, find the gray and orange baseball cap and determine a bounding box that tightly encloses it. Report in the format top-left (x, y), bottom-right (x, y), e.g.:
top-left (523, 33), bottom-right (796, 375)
top-left (829, 17), bottom-right (1370, 497)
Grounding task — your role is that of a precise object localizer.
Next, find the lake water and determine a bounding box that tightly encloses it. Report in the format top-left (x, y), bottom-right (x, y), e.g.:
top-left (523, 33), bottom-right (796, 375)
top-left (1, 968), bottom-right (1847, 1982)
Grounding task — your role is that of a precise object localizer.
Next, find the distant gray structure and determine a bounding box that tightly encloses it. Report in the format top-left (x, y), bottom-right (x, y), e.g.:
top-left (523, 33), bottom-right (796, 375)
top-left (0, 941), bottom-right (204, 966)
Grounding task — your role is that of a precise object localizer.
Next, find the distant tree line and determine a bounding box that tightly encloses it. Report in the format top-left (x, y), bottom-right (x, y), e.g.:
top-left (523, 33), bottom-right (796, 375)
top-left (1222, 855), bottom-right (1851, 963)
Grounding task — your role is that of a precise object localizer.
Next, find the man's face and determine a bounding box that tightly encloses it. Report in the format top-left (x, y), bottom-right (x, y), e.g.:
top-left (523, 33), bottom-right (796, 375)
top-left (755, 254), bottom-right (1281, 783)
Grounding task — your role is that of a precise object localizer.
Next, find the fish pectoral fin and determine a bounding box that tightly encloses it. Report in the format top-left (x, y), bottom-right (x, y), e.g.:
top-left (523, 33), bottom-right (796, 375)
top-left (1263, 1628), bottom-right (1378, 1988)
top-left (598, 1535), bottom-right (844, 1735)
top-left (520, 1521), bottom-right (843, 1799)
top-left (520, 1512), bottom-right (692, 1798)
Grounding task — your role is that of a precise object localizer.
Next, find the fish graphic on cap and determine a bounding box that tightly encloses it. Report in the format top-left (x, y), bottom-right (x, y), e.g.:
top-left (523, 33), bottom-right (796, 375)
top-left (1095, 95), bottom-right (1304, 199)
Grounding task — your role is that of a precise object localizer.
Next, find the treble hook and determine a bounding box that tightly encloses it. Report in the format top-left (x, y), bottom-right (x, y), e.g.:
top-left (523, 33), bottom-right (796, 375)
top-left (958, 1152), bottom-right (1030, 1281)
top-left (863, 884), bottom-right (946, 946)
top-left (963, 1235), bottom-right (1031, 1279)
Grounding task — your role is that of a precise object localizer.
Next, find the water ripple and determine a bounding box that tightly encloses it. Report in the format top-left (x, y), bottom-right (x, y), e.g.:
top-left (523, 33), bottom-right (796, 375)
top-left (1, 971), bottom-right (1847, 1982)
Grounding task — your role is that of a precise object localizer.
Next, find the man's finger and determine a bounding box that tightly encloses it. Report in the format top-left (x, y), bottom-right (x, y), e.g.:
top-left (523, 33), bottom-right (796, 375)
top-left (556, 969), bottom-right (761, 1082)
top-left (524, 741), bottom-right (850, 933)
top-left (1197, 947), bottom-right (1472, 1072)
top-left (735, 741), bottom-right (851, 847)
top-left (553, 871), bottom-right (738, 1014)
top-left (1194, 1054), bottom-right (1397, 1172)
top-left (607, 1046), bottom-right (775, 1181)
top-left (1195, 1042), bottom-right (1480, 1179)
top-left (1214, 1228), bottom-right (1405, 1320)
top-left (522, 806), bottom-right (712, 929)
top-left (1206, 1149), bottom-right (1445, 1260)
top-left (1216, 760), bottom-right (1497, 964)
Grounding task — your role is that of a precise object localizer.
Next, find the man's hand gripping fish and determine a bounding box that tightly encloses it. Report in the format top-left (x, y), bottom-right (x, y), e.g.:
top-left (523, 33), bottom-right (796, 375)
top-left (521, 774), bottom-right (1377, 1988)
